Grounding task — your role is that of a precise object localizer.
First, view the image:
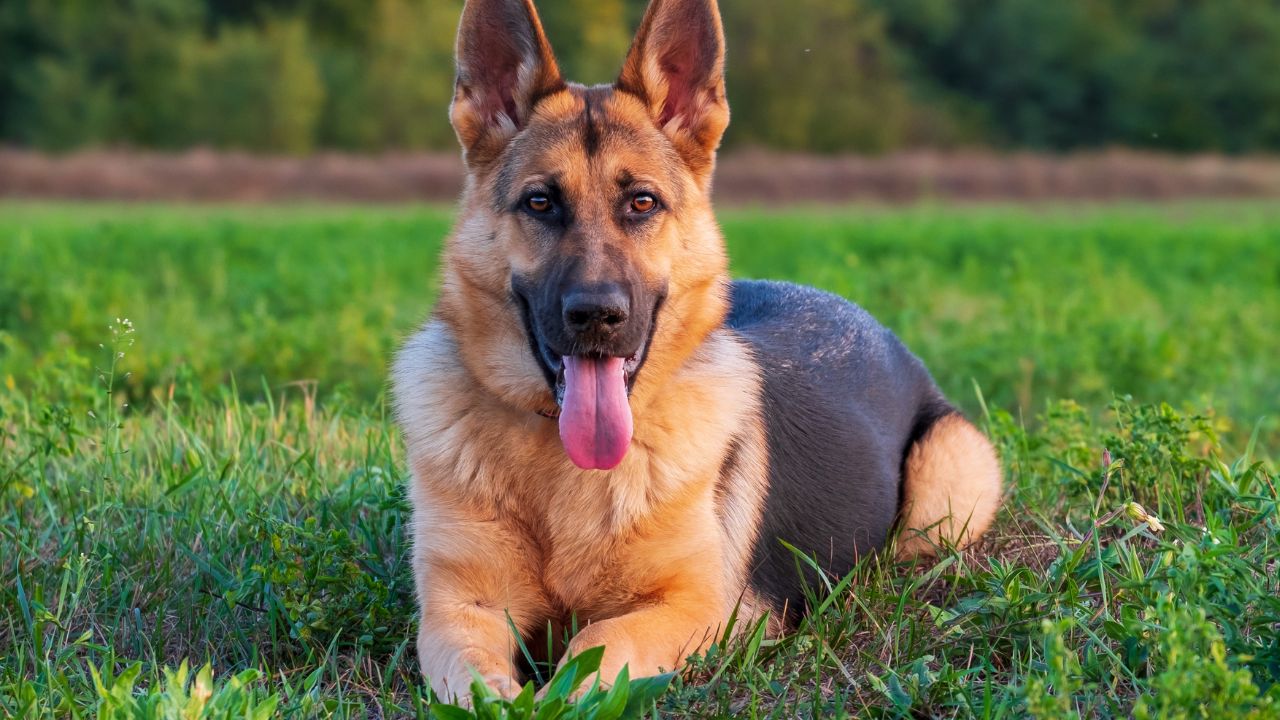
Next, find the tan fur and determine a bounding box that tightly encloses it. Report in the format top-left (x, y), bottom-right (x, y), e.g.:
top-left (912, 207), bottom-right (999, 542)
top-left (895, 415), bottom-right (1004, 559)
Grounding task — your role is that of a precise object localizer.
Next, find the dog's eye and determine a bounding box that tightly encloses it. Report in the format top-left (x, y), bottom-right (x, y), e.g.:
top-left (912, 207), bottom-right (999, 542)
top-left (526, 194), bottom-right (553, 214)
top-left (630, 193), bottom-right (658, 214)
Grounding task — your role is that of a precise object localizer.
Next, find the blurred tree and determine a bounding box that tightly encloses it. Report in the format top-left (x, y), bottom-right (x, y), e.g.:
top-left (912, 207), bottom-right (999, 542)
top-left (871, 0), bottom-right (1280, 152)
top-left (878, 0), bottom-right (1130, 149)
top-left (0, 1), bottom-right (42, 141)
top-left (313, 46), bottom-right (376, 150)
top-left (4, 0), bottom-right (1280, 154)
top-left (1, 0), bottom-right (205, 150)
top-left (1114, 0), bottom-right (1280, 152)
top-left (622, 0), bottom-right (647, 29)
top-left (202, 0), bottom-right (373, 47)
top-left (182, 19), bottom-right (325, 154)
top-left (725, 0), bottom-right (911, 152)
top-left (359, 0), bottom-right (460, 150)
top-left (11, 57), bottom-right (117, 151)
top-left (539, 0), bottom-right (630, 84)
top-left (117, 1), bottom-right (207, 148)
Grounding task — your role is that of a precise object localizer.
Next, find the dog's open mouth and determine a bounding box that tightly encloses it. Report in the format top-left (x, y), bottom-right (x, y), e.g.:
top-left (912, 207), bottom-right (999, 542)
top-left (547, 350), bottom-right (643, 406)
top-left (542, 348), bottom-right (644, 471)
top-left (513, 289), bottom-right (662, 471)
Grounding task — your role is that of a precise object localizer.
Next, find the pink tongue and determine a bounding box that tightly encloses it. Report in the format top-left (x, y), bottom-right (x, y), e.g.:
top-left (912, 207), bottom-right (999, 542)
top-left (559, 356), bottom-right (633, 470)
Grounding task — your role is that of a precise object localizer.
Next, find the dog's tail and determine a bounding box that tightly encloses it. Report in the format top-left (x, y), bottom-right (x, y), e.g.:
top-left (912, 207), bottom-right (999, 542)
top-left (895, 405), bottom-right (1003, 559)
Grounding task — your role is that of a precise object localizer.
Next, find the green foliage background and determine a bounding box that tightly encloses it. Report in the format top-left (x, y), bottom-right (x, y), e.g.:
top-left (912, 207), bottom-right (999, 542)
top-left (3, 0), bottom-right (1280, 154)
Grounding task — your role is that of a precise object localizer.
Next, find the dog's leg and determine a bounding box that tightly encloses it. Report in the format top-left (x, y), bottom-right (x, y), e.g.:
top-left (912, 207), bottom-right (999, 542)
top-left (896, 413), bottom-right (1003, 559)
top-left (412, 508), bottom-right (545, 703)
top-left (418, 606), bottom-right (522, 703)
top-left (558, 509), bottom-right (730, 687)
top-left (559, 599), bottom-right (721, 687)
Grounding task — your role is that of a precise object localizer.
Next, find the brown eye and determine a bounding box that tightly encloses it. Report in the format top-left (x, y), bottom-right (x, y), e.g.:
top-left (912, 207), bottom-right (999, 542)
top-left (526, 194), bottom-right (552, 213)
top-left (630, 193), bottom-right (657, 214)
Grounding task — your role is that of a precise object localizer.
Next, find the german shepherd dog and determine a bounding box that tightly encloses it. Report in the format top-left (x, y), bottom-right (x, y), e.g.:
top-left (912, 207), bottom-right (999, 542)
top-left (393, 0), bottom-right (1003, 700)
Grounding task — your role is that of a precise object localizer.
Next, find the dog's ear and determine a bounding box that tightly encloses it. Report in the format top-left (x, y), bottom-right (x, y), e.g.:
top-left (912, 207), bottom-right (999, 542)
top-left (617, 0), bottom-right (729, 178)
top-left (451, 0), bottom-right (564, 166)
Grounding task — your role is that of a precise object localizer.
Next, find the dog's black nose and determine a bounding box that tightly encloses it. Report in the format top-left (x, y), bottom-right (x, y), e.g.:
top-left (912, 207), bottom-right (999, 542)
top-left (563, 286), bottom-right (630, 336)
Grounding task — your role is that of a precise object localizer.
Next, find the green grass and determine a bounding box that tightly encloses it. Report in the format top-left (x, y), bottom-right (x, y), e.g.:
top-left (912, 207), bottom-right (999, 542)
top-left (1, 202), bottom-right (1278, 717)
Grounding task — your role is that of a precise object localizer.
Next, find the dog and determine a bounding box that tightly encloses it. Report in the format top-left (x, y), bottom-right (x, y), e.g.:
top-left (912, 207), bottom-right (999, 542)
top-left (393, 0), bottom-right (1003, 700)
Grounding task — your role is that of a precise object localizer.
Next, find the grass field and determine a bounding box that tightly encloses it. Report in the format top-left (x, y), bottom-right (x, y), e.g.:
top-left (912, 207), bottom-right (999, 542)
top-left (1, 202), bottom-right (1278, 717)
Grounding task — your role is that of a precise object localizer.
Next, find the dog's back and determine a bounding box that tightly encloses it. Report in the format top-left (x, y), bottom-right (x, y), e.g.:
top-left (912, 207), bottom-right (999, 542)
top-left (728, 280), bottom-right (996, 615)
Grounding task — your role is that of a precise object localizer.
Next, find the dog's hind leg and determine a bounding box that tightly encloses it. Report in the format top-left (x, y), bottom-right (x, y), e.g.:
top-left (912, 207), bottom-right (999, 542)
top-left (895, 413), bottom-right (1003, 559)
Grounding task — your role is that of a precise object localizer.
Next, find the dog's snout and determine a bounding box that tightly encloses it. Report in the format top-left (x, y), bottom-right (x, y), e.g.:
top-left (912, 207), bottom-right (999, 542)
top-left (563, 286), bottom-right (630, 336)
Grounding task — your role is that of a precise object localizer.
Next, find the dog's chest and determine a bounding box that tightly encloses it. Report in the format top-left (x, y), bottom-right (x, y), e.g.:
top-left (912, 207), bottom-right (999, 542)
top-left (398, 322), bottom-right (760, 617)
top-left (487, 452), bottom-right (681, 617)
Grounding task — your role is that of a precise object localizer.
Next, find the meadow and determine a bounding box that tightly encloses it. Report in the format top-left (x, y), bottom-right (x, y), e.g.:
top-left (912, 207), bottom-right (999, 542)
top-left (1, 201), bottom-right (1278, 718)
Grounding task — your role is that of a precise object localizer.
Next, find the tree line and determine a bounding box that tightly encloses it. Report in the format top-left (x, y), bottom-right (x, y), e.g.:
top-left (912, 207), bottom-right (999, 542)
top-left (2, 0), bottom-right (1278, 155)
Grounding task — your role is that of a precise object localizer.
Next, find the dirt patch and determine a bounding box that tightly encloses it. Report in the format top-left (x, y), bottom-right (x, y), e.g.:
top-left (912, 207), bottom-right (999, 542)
top-left (717, 149), bottom-right (1280, 203)
top-left (3, 147), bottom-right (1279, 204)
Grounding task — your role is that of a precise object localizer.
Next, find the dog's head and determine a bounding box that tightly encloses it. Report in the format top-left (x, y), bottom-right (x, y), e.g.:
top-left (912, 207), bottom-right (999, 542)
top-left (439, 0), bottom-right (731, 471)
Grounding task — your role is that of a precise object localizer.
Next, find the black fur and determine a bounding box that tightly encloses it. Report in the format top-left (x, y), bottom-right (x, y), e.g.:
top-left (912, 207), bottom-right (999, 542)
top-left (725, 280), bottom-right (953, 621)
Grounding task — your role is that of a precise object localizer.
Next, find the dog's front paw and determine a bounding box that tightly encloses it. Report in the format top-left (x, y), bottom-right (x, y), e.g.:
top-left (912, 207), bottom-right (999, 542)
top-left (477, 672), bottom-right (523, 701)
top-left (555, 625), bottom-right (643, 695)
top-left (424, 646), bottom-right (523, 706)
top-left (435, 671), bottom-right (522, 707)
top-left (535, 661), bottom-right (612, 704)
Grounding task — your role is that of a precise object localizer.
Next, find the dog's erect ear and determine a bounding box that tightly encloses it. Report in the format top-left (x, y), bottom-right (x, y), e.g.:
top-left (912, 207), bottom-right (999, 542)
top-left (617, 0), bottom-right (729, 177)
top-left (451, 0), bottom-right (564, 166)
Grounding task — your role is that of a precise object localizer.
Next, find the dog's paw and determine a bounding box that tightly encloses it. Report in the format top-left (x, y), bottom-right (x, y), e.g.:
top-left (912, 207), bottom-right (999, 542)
top-left (478, 673), bottom-right (523, 701)
top-left (433, 671), bottom-right (522, 707)
top-left (534, 673), bottom-right (607, 704)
